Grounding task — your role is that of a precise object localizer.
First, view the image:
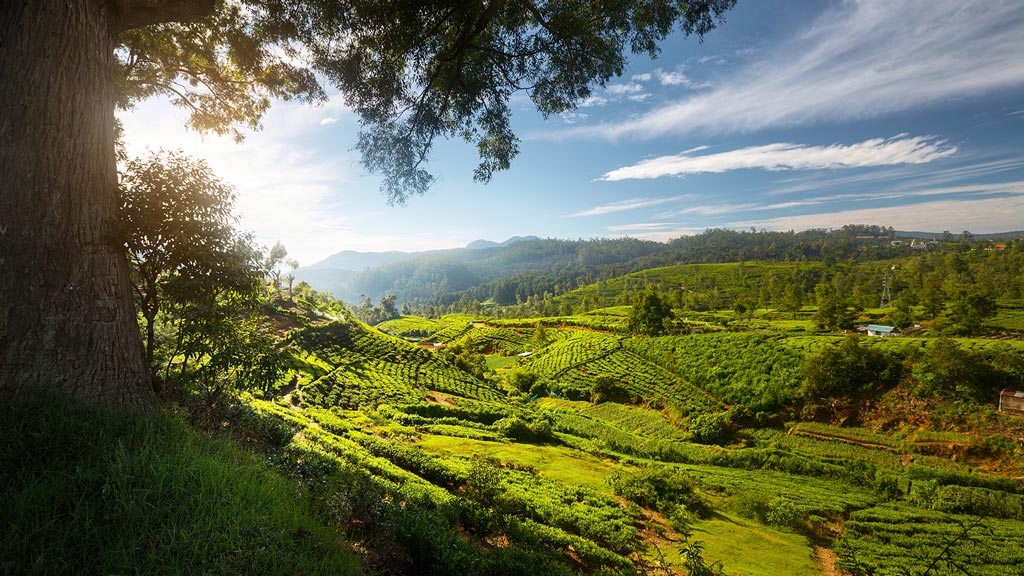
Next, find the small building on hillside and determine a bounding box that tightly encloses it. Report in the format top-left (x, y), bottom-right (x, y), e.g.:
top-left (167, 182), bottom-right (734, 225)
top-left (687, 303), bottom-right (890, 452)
top-left (1000, 390), bottom-right (1024, 417)
top-left (866, 324), bottom-right (898, 337)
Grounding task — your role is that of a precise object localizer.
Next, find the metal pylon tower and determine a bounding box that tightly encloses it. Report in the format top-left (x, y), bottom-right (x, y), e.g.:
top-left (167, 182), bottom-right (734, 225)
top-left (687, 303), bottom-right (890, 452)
top-left (880, 265), bottom-right (894, 308)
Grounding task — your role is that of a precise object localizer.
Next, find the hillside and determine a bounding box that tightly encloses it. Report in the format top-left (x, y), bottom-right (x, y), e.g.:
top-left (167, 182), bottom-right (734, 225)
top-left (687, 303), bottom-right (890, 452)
top-left (296, 228), bottom-right (1024, 316)
top-left (295, 236), bottom-right (663, 303)
top-left (13, 228), bottom-right (1024, 575)
top-left (240, 297), bottom-right (1024, 574)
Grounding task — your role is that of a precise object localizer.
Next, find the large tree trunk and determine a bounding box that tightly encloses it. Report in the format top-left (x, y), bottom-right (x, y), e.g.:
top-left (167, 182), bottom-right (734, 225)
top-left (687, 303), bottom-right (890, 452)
top-left (0, 1), bottom-right (152, 409)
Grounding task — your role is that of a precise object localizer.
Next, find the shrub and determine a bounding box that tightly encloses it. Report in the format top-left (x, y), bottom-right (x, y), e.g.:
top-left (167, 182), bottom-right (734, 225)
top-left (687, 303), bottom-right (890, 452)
top-left (590, 374), bottom-right (630, 404)
top-left (800, 335), bottom-right (900, 401)
top-left (689, 411), bottom-right (734, 445)
top-left (493, 416), bottom-right (554, 443)
top-left (610, 467), bottom-right (711, 517)
top-left (765, 497), bottom-right (801, 528)
top-left (504, 368), bottom-right (538, 393)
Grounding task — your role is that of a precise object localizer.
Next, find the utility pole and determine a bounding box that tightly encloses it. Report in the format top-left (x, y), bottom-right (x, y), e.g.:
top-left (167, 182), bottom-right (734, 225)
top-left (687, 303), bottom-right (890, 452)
top-left (880, 265), bottom-right (894, 308)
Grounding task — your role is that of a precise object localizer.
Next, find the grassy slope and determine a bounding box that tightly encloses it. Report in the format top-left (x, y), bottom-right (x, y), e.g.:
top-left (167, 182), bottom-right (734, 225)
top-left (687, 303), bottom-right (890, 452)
top-left (416, 434), bottom-right (820, 575)
top-left (0, 402), bottom-right (358, 576)
top-left (31, 298), bottom-right (1018, 575)
top-left (282, 308), bottom-right (1024, 573)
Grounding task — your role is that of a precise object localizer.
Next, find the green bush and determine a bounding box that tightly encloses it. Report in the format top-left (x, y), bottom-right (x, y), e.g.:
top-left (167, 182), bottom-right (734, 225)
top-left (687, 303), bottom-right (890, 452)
top-left (493, 415), bottom-right (554, 443)
top-left (765, 497), bottom-right (801, 528)
top-left (689, 411), bottom-right (734, 445)
top-left (800, 335), bottom-right (900, 401)
top-left (610, 467), bottom-right (711, 517)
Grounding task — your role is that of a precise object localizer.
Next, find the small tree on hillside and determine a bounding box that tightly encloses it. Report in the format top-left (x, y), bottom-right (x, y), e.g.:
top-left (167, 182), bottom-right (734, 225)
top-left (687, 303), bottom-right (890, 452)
top-left (283, 258), bottom-right (299, 297)
top-left (813, 283), bottom-right (853, 332)
top-left (781, 283), bottom-right (804, 320)
top-left (121, 150), bottom-right (283, 401)
top-left (800, 336), bottom-right (900, 402)
top-left (951, 293), bottom-right (996, 335)
top-left (628, 290), bottom-right (673, 336)
top-left (264, 241), bottom-right (289, 293)
top-left (121, 150), bottom-right (260, 379)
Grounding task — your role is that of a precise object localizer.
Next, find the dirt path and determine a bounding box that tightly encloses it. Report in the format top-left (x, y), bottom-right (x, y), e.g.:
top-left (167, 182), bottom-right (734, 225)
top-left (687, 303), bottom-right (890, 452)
top-left (813, 547), bottom-right (845, 576)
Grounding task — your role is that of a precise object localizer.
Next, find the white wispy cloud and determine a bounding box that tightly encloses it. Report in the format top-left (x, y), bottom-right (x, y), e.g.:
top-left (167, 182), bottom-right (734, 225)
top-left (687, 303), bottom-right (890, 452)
top-left (656, 70), bottom-right (691, 86)
top-left (559, 111), bottom-right (589, 124)
top-left (606, 222), bottom-right (678, 232)
top-left (599, 135), bottom-right (957, 181)
top-left (615, 226), bottom-right (707, 242)
top-left (727, 196), bottom-right (1024, 235)
top-left (568, 195), bottom-right (690, 217)
top-left (606, 83), bottom-right (646, 95)
top-left (632, 67), bottom-right (711, 89)
top-left (763, 157), bottom-right (1024, 198)
top-left (554, 0), bottom-right (1024, 140)
top-left (320, 117), bottom-right (339, 125)
top-left (578, 94), bottom-right (609, 108)
top-left (658, 179), bottom-right (1024, 218)
top-left (667, 203), bottom-right (762, 217)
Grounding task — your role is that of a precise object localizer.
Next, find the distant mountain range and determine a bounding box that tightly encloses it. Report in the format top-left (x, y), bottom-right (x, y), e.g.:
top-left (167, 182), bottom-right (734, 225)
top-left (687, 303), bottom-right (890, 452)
top-left (294, 236), bottom-right (560, 303)
top-left (295, 228), bottom-right (1024, 306)
top-left (465, 236), bottom-right (540, 250)
top-left (301, 236), bottom-right (540, 273)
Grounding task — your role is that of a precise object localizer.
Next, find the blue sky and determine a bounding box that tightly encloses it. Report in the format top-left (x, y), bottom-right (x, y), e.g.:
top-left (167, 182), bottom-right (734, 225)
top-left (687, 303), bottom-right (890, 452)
top-left (121, 0), bottom-right (1024, 266)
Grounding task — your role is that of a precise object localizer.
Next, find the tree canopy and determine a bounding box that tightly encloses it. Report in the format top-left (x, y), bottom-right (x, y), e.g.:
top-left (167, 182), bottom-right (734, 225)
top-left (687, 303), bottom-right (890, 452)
top-left (120, 150), bottom-right (274, 397)
top-left (115, 0), bottom-right (736, 202)
top-left (628, 289), bottom-right (673, 336)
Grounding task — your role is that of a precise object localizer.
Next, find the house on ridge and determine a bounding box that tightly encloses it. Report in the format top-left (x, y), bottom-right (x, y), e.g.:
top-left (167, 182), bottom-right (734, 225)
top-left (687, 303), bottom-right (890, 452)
top-left (866, 324), bottom-right (898, 337)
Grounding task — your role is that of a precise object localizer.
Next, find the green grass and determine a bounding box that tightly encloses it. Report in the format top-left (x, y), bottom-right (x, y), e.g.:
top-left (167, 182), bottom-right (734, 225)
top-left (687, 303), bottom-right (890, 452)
top-left (485, 354), bottom-right (520, 370)
top-left (674, 511), bottom-right (818, 576)
top-left (0, 401), bottom-right (358, 576)
top-left (415, 433), bottom-right (618, 492)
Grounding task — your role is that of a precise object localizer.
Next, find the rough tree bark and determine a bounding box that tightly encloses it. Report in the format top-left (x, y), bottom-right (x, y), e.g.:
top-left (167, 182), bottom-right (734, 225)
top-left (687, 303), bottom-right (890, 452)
top-left (0, 0), bottom-right (213, 410)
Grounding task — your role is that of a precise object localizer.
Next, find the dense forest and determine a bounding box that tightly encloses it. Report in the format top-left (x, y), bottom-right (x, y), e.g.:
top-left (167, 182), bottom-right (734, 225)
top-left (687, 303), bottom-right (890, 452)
top-left (332, 228), bottom-right (1023, 331)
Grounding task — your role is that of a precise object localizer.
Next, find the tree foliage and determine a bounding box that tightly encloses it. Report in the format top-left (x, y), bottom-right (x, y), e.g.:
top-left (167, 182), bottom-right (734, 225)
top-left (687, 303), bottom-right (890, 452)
top-left (813, 282), bottom-right (854, 332)
top-left (115, 0), bottom-right (736, 202)
top-left (115, 2), bottom-right (325, 142)
top-left (800, 336), bottom-right (901, 401)
top-left (951, 294), bottom-right (996, 334)
top-left (911, 337), bottom-right (994, 401)
top-left (120, 150), bottom-right (260, 368)
top-left (119, 150), bottom-right (281, 399)
top-left (627, 289), bottom-right (673, 336)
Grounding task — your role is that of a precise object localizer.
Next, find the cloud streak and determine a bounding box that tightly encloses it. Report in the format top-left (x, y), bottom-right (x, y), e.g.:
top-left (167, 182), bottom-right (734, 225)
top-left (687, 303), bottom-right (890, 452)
top-left (568, 195), bottom-right (690, 217)
top-left (659, 180), bottom-right (1024, 217)
top-left (599, 135), bottom-right (957, 181)
top-left (555, 0), bottom-right (1024, 140)
top-left (726, 196), bottom-right (1024, 235)
top-left (606, 222), bottom-right (678, 232)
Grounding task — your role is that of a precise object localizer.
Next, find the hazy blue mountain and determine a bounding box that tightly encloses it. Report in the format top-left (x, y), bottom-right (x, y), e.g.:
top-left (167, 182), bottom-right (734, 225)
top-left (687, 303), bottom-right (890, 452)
top-left (294, 236), bottom-right (659, 303)
top-left (294, 229), bottom-right (1024, 305)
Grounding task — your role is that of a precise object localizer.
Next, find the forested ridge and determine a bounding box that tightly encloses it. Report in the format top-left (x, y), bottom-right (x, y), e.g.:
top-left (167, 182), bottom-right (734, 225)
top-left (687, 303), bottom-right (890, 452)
top-left (316, 227), bottom-right (1024, 327)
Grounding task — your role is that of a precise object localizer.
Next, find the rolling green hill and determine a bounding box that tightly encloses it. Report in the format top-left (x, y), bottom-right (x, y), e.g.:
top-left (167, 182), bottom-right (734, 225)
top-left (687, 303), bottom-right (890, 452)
top-left (14, 230), bottom-right (1024, 575)
top-left (235, 303), bottom-right (1024, 575)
